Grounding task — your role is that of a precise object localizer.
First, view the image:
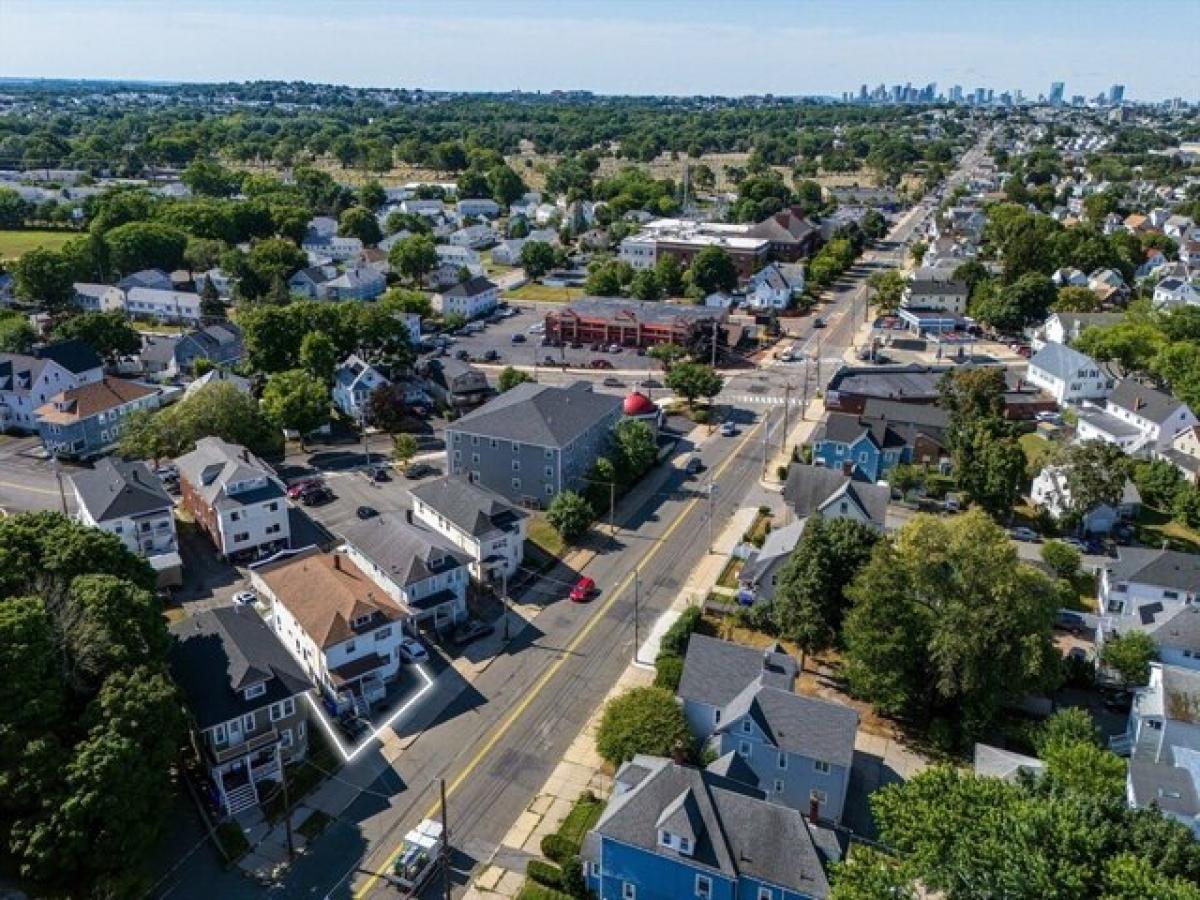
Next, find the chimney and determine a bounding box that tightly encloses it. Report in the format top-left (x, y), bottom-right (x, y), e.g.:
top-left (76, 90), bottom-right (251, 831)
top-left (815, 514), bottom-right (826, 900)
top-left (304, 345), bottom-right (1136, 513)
top-left (671, 739), bottom-right (688, 766)
top-left (808, 797), bottom-right (820, 823)
top-left (333, 554), bottom-right (341, 571)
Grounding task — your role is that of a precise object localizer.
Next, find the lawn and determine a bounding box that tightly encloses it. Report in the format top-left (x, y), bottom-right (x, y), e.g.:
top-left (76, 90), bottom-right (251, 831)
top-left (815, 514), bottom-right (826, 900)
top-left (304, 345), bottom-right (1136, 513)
top-left (504, 283), bottom-right (584, 303)
top-left (528, 516), bottom-right (567, 558)
top-left (1135, 506), bottom-right (1200, 553)
top-left (1019, 433), bottom-right (1056, 475)
top-left (0, 228), bottom-right (78, 260)
top-left (716, 557), bottom-right (743, 590)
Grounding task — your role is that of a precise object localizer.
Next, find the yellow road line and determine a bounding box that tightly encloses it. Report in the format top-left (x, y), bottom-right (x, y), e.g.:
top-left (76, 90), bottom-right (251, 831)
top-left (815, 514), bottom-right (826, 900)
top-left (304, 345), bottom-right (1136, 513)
top-left (353, 419), bottom-right (765, 897)
top-left (0, 480), bottom-right (60, 497)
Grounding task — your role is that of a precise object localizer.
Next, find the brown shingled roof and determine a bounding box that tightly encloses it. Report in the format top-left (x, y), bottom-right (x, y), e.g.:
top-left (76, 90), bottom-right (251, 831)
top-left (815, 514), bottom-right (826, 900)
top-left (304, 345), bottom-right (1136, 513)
top-left (34, 377), bottom-right (157, 425)
top-left (255, 547), bottom-right (405, 649)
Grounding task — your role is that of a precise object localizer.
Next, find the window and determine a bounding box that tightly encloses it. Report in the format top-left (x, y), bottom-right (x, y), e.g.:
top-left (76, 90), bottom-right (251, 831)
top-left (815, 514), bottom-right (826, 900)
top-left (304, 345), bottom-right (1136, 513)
top-left (212, 723), bottom-right (227, 744)
top-left (512, 441), bottom-right (520, 454)
top-left (590, 862), bottom-right (600, 878)
top-left (297, 721), bottom-right (306, 741)
top-left (778, 753), bottom-right (787, 770)
top-left (758, 888), bottom-right (774, 900)
top-left (742, 720), bottom-right (752, 734)
top-left (695, 875), bottom-right (711, 898)
top-left (471, 436), bottom-right (479, 446)
top-left (512, 478), bottom-right (521, 490)
top-left (352, 614), bottom-right (371, 629)
top-left (243, 713), bottom-right (255, 731)
top-left (622, 883), bottom-right (636, 900)
top-left (454, 449), bottom-right (461, 461)
top-left (773, 779), bottom-right (784, 794)
top-left (265, 523), bottom-right (281, 535)
top-left (244, 682), bottom-right (266, 700)
top-left (713, 709), bottom-right (721, 725)
top-left (512, 460), bottom-right (520, 471)
top-left (472, 453), bottom-right (480, 465)
top-left (544, 448), bottom-right (553, 460)
top-left (233, 532), bottom-right (249, 543)
top-left (270, 697), bottom-right (296, 721)
top-left (230, 511), bottom-right (241, 522)
top-left (738, 740), bottom-right (751, 757)
top-left (375, 626), bottom-right (392, 640)
top-left (1164, 591), bottom-right (1179, 600)
top-left (280, 728), bottom-right (293, 749)
top-left (453, 433), bottom-right (461, 444)
top-left (345, 640), bottom-right (356, 653)
top-left (267, 502), bottom-right (278, 512)
top-left (814, 759), bottom-right (831, 774)
top-left (545, 484), bottom-right (554, 495)
top-left (544, 466), bottom-right (553, 478)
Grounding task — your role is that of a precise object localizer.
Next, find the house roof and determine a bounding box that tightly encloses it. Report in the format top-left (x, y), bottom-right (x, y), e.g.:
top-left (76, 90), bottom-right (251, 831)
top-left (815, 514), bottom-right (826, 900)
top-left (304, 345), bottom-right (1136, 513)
top-left (338, 512), bottom-right (471, 589)
top-left (255, 547), bottom-right (406, 649)
top-left (1128, 751), bottom-right (1199, 820)
top-left (1107, 547), bottom-right (1200, 593)
top-left (175, 436), bottom-right (282, 511)
top-left (715, 680), bottom-right (858, 769)
top-left (781, 464), bottom-right (889, 528)
top-left (1109, 379), bottom-right (1187, 424)
top-left (184, 368), bottom-right (252, 399)
top-left (973, 743), bottom-right (1047, 782)
top-left (1049, 311), bottom-right (1123, 333)
top-left (440, 275), bottom-right (496, 298)
top-left (552, 296), bottom-right (722, 327)
top-left (586, 756), bottom-right (830, 897)
top-left (1148, 605), bottom-right (1200, 654)
top-left (1029, 342), bottom-right (1099, 382)
top-left (168, 606), bottom-right (311, 730)
top-left (677, 634), bottom-right (797, 709)
top-left (70, 457), bottom-right (173, 522)
top-left (450, 381), bottom-right (621, 448)
top-left (34, 338), bottom-right (103, 374)
top-left (908, 277), bottom-right (968, 295)
top-left (739, 518), bottom-right (806, 591)
top-left (35, 377), bottom-right (157, 425)
top-left (409, 476), bottom-right (526, 538)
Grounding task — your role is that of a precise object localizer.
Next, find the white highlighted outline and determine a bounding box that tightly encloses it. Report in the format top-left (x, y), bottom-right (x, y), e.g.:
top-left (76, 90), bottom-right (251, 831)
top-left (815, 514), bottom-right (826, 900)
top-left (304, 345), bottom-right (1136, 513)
top-left (306, 663), bottom-right (437, 763)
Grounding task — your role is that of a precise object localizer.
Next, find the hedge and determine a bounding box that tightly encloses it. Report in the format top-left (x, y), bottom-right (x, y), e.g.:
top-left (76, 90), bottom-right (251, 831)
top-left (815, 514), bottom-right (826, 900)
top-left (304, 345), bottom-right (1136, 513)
top-left (541, 832), bottom-right (575, 864)
top-left (516, 885), bottom-right (572, 900)
top-left (527, 859), bottom-right (564, 890)
top-left (654, 652), bottom-right (684, 691)
top-left (659, 606), bottom-right (704, 658)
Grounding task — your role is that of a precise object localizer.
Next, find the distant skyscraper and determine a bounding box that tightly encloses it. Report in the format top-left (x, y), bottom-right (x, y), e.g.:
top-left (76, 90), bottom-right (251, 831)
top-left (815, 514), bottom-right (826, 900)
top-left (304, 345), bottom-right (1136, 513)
top-left (950, 84), bottom-right (963, 103)
top-left (859, 84), bottom-right (868, 101)
top-left (1109, 84), bottom-right (1125, 105)
top-left (1049, 81), bottom-right (1065, 106)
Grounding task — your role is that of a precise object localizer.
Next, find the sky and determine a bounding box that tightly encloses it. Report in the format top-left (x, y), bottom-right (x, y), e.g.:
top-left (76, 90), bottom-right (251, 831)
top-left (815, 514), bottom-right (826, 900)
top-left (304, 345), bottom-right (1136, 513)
top-left (1, 0), bottom-right (1196, 101)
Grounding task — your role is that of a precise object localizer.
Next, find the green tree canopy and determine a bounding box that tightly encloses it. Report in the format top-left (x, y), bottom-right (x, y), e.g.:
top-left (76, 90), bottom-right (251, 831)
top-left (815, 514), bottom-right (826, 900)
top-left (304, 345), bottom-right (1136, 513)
top-left (546, 490), bottom-right (593, 543)
top-left (260, 369), bottom-right (329, 439)
top-left (118, 381), bottom-right (280, 460)
top-left (51, 311), bottom-right (141, 364)
top-left (665, 362), bottom-right (723, 407)
top-left (519, 240), bottom-right (556, 278)
top-left (595, 686), bottom-right (694, 767)
top-left (498, 366), bottom-right (533, 393)
top-left (13, 247), bottom-right (75, 312)
top-left (389, 233), bottom-right (439, 284)
top-left (688, 246), bottom-right (738, 295)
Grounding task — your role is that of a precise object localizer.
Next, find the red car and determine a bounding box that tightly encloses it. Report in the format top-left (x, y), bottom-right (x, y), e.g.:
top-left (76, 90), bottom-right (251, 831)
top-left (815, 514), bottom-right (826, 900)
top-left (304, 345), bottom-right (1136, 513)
top-left (569, 576), bottom-right (596, 602)
top-left (589, 359), bottom-right (614, 370)
top-left (287, 478), bottom-right (322, 499)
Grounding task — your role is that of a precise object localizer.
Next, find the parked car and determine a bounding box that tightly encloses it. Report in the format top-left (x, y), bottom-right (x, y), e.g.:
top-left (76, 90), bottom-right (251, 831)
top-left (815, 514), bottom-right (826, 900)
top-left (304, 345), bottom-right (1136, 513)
top-left (455, 349), bottom-right (471, 361)
top-left (405, 463), bottom-right (437, 480)
top-left (812, 317), bottom-right (826, 328)
top-left (1054, 610), bottom-right (1088, 635)
top-left (602, 376), bottom-right (624, 387)
top-left (1067, 646), bottom-right (1090, 663)
top-left (720, 422), bottom-right (738, 437)
top-left (356, 505), bottom-right (379, 520)
top-left (398, 637), bottom-right (429, 663)
top-left (640, 379), bottom-right (662, 389)
top-left (300, 486), bottom-right (334, 506)
top-left (589, 359), bottom-right (614, 369)
top-left (232, 590), bottom-right (257, 608)
top-left (589, 342), bottom-right (601, 352)
top-left (607, 344), bottom-right (622, 354)
top-left (1009, 526), bottom-right (1040, 542)
top-left (1035, 411), bottom-right (1063, 424)
top-left (685, 456), bottom-right (703, 475)
top-left (287, 478), bottom-right (323, 499)
top-left (483, 349), bottom-right (500, 361)
top-left (452, 619), bottom-right (495, 646)
top-left (570, 342), bottom-right (584, 350)
top-left (569, 576), bottom-right (596, 602)
top-left (511, 333), bottom-right (527, 343)
top-left (544, 355), bottom-right (560, 367)
top-left (370, 466), bottom-right (390, 483)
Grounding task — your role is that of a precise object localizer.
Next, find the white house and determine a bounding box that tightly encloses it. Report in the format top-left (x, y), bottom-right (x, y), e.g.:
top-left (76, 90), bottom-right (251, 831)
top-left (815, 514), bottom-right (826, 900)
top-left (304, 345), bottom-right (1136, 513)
top-left (1025, 343), bottom-right (1114, 405)
top-left (456, 198), bottom-right (500, 220)
top-left (901, 275), bottom-right (969, 314)
top-left (1163, 215), bottom-right (1196, 240)
top-left (435, 244), bottom-right (481, 267)
top-left (1029, 464), bottom-right (1140, 535)
top-left (448, 224), bottom-right (497, 250)
top-left (124, 288), bottom-right (203, 324)
top-left (301, 234), bottom-right (364, 261)
top-left (1076, 380), bottom-right (1198, 455)
top-left (0, 340), bottom-right (104, 432)
top-left (1033, 311), bottom-right (1123, 349)
top-left (490, 239), bottom-right (526, 266)
top-left (73, 282), bottom-right (125, 313)
top-left (745, 262), bottom-right (805, 310)
top-left (400, 198), bottom-right (445, 217)
top-left (433, 275), bottom-right (499, 321)
top-left (1052, 267), bottom-right (1090, 287)
top-left (332, 353), bottom-right (389, 421)
top-left (323, 265), bottom-right (386, 301)
top-left (253, 546), bottom-right (408, 714)
top-left (409, 476), bottom-right (529, 582)
top-left (1153, 277), bottom-right (1200, 310)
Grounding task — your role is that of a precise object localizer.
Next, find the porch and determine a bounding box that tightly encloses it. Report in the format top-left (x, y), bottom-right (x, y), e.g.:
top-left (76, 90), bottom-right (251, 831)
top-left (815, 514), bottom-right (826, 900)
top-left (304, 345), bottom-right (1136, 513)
top-left (214, 743), bottom-right (282, 816)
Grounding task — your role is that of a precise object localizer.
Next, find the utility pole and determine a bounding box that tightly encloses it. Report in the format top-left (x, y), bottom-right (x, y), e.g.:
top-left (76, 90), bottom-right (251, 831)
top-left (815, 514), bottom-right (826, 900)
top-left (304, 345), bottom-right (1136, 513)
top-left (609, 479), bottom-right (616, 538)
top-left (501, 571), bottom-right (510, 642)
top-left (51, 453), bottom-right (68, 515)
top-left (781, 382), bottom-right (792, 450)
top-left (706, 482), bottom-right (716, 553)
top-left (800, 358), bottom-right (810, 421)
top-left (633, 567), bottom-right (640, 662)
top-left (281, 768), bottom-right (296, 862)
top-left (440, 778), bottom-right (451, 900)
top-left (711, 317), bottom-right (718, 369)
top-left (761, 410), bottom-right (771, 477)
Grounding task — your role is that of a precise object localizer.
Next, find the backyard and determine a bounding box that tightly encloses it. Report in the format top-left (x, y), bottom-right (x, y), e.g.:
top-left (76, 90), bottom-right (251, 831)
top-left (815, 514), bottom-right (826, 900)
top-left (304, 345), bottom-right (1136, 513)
top-left (504, 283), bottom-right (584, 304)
top-left (0, 228), bottom-right (78, 260)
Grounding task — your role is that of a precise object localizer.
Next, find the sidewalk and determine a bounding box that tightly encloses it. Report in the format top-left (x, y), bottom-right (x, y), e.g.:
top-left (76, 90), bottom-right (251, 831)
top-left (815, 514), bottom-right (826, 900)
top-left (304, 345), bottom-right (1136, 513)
top-left (464, 505), bottom-right (760, 899)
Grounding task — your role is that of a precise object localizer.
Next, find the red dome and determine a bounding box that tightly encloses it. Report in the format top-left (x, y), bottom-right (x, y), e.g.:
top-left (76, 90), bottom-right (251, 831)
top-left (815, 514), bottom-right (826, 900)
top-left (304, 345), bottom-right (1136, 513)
top-left (623, 391), bottom-right (656, 416)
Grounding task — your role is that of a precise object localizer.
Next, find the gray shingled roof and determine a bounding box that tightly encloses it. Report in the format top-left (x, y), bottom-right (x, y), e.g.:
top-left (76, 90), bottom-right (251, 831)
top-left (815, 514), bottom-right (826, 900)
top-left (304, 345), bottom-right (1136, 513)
top-left (168, 606), bottom-right (311, 730)
top-left (441, 275), bottom-right (497, 298)
top-left (1029, 342), bottom-right (1099, 382)
top-left (338, 512), bottom-right (471, 588)
top-left (175, 436), bottom-right (283, 511)
top-left (716, 680), bottom-right (858, 769)
top-left (782, 466), bottom-right (888, 528)
top-left (677, 634), bottom-right (797, 709)
top-left (555, 296), bottom-right (722, 326)
top-left (1148, 605), bottom-right (1200, 653)
top-left (409, 476), bottom-right (526, 538)
top-left (1108, 548), bottom-right (1200, 593)
top-left (70, 457), bottom-right (173, 523)
top-left (1109, 379), bottom-right (1187, 425)
top-left (585, 756), bottom-right (829, 897)
top-left (1128, 751), bottom-right (1199, 819)
top-left (450, 381), bottom-right (621, 448)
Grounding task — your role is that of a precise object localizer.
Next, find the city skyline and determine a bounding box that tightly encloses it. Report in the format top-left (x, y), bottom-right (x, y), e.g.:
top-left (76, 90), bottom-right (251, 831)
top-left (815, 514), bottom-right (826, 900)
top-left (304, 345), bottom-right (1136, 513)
top-left (1, 0), bottom-right (1195, 101)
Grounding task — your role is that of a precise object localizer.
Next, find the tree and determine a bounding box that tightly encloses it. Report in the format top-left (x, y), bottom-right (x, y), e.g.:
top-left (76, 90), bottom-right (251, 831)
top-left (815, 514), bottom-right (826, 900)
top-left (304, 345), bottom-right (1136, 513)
top-left (546, 490), bottom-right (593, 543)
top-left (612, 419), bottom-right (657, 484)
top-left (378, 287), bottom-right (433, 318)
top-left (968, 280), bottom-right (1024, 333)
top-left (198, 275), bottom-right (225, 319)
top-left (1075, 321), bottom-right (1165, 372)
top-left (13, 247), bottom-right (74, 312)
top-left (1001, 273), bottom-right (1057, 327)
top-left (665, 362), bottom-right (723, 407)
top-left (655, 254), bottom-right (685, 297)
top-left (843, 511), bottom-right (1059, 741)
top-left (772, 518), bottom-right (880, 663)
top-left (498, 366), bottom-right (533, 393)
top-left (866, 269), bottom-right (906, 311)
top-left (1151, 341), bottom-right (1200, 412)
top-left (338, 205), bottom-right (382, 247)
top-left (487, 164), bottom-right (526, 206)
top-left (629, 269), bottom-right (662, 302)
top-left (595, 686), bottom-right (693, 767)
top-left (1035, 706), bottom-right (1101, 754)
top-left (1132, 458), bottom-right (1183, 509)
top-left (298, 331), bottom-right (339, 385)
top-left (584, 259), bottom-right (624, 296)
top-left (1102, 631), bottom-right (1156, 687)
top-left (953, 422), bottom-right (1025, 516)
top-left (1057, 441), bottom-right (1130, 518)
top-left (1174, 483), bottom-right (1200, 529)
top-left (118, 382), bottom-right (280, 460)
top-left (829, 847), bottom-right (917, 900)
top-left (1054, 285), bottom-right (1105, 313)
top-left (1041, 540), bottom-right (1082, 579)
top-left (647, 342), bottom-right (687, 371)
top-left (389, 234), bottom-right (438, 284)
top-left (0, 187), bottom-right (30, 228)
top-left (887, 463), bottom-right (922, 500)
top-left (688, 246), bottom-right (737, 295)
top-left (518, 240), bottom-right (555, 278)
top-left (391, 433), bottom-right (419, 468)
top-left (908, 241), bottom-right (928, 265)
top-left (181, 158), bottom-right (239, 197)
top-left (104, 221), bottom-right (187, 274)
top-left (951, 260), bottom-right (990, 295)
top-left (51, 311), bottom-right (141, 364)
top-left (358, 179), bottom-right (386, 211)
top-left (261, 369), bottom-right (329, 443)
top-left (0, 313), bottom-right (36, 353)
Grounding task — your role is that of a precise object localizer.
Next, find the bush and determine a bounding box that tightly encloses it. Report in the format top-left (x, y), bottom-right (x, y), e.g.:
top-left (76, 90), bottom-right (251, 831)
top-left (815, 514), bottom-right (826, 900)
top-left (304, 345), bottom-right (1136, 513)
top-left (527, 860), bottom-right (564, 890)
top-left (541, 833), bottom-right (576, 864)
top-left (560, 856), bottom-right (588, 898)
top-left (659, 606), bottom-right (704, 657)
top-left (516, 885), bottom-right (572, 900)
top-left (596, 686), bottom-right (694, 767)
top-left (776, 465), bottom-right (790, 481)
top-left (215, 820), bottom-right (250, 860)
top-left (1041, 540), bottom-right (1082, 579)
top-left (654, 652), bottom-right (684, 691)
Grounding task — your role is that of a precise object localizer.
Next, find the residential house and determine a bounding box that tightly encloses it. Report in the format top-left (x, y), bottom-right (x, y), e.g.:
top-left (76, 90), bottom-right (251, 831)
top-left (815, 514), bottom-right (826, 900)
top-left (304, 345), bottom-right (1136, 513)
top-left (171, 323), bottom-right (244, 374)
top-left (1034, 311), bottom-right (1123, 349)
top-left (446, 381), bottom-right (623, 507)
top-left (253, 546), bottom-right (408, 714)
top-left (288, 265), bottom-right (338, 299)
top-left (737, 518), bottom-right (806, 605)
top-left (1052, 267), bottom-right (1090, 287)
top-left (400, 198), bottom-right (445, 218)
top-left (421, 358), bottom-right (489, 408)
top-left (677, 635), bottom-right (858, 823)
top-left (176, 436), bottom-right (290, 561)
top-left (781, 465), bottom-right (889, 530)
top-left (301, 232), bottom-right (364, 261)
top-left (434, 244), bottom-right (481, 268)
top-left (168, 607), bottom-right (311, 815)
top-left (1164, 215), bottom-right (1196, 240)
top-left (332, 353), bottom-right (390, 421)
top-left (490, 239), bottom-right (526, 266)
top-left (192, 267), bottom-right (234, 297)
top-left (1088, 268), bottom-right (1129, 305)
top-left (1097, 548), bottom-right (1200, 670)
top-left (746, 263), bottom-right (805, 311)
top-left (901, 275), bottom-right (969, 314)
top-left (337, 512), bottom-right (472, 631)
top-left (1123, 213), bottom-right (1151, 235)
top-left (352, 247), bottom-right (391, 278)
top-left (747, 206), bottom-right (819, 261)
top-left (183, 367), bottom-right (252, 400)
top-left (409, 476), bottom-right (529, 582)
top-left (1135, 251), bottom-right (1168, 281)
top-left (1111, 663), bottom-right (1200, 837)
top-left (70, 457), bottom-right (181, 585)
top-left (811, 400), bottom-right (950, 483)
top-left (35, 376), bottom-right (160, 458)
top-left (324, 265), bottom-right (386, 301)
top-left (0, 339), bottom-right (104, 432)
top-left (117, 268), bottom-right (174, 292)
top-left (123, 288), bottom-right (202, 324)
top-left (456, 198), bottom-right (501, 220)
top-left (1153, 277), bottom-right (1200, 310)
top-left (581, 754), bottom-right (834, 900)
top-left (448, 224), bottom-right (497, 249)
top-left (1161, 425), bottom-right (1200, 484)
top-left (1181, 239), bottom-right (1200, 268)
top-left (73, 282), bottom-right (124, 313)
top-left (1076, 380), bottom-right (1198, 455)
top-left (1029, 464), bottom-right (1141, 534)
top-left (433, 275), bottom-right (498, 320)
top-left (1025, 343), bottom-right (1114, 405)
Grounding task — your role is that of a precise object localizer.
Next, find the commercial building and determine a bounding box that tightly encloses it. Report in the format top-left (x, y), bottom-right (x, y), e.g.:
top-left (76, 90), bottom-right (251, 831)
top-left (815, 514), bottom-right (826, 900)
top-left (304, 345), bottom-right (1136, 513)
top-left (544, 296), bottom-right (725, 349)
top-left (618, 218), bottom-right (770, 279)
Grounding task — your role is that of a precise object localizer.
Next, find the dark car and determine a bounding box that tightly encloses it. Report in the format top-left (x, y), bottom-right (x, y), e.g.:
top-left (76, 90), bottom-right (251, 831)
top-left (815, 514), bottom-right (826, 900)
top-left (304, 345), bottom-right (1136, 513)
top-left (452, 619), bottom-right (495, 646)
top-left (356, 505), bottom-right (379, 520)
top-left (405, 463), bottom-right (436, 480)
top-left (543, 355), bottom-right (559, 366)
top-left (300, 486), bottom-right (334, 506)
top-left (570, 342), bottom-right (584, 350)
top-left (1054, 610), bottom-right (1088, 635)
top-left (483, 349), bottom-right (500, 362)
top-left (370, 466), bottom-right (390, 482)
top-left (511, 333), bottom-right (527, 343)
top-left (589, 359), bottom-right (614, 369)
top-left (640, 379), bottom-right (662, 389)
top-left (590, 342), bottom-right (601, 352)
top-left (455, 349), bottom-right (471, 361)
top-left (812, 317), bottom-right (826, 328)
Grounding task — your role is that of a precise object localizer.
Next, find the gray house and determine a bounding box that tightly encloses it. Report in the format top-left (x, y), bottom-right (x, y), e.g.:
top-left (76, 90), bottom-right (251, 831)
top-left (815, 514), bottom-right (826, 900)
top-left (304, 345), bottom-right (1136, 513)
top-left (737, 518), bottom-right (805, 605)
top-left (446, 381), bottom-right (623, 507)
top-left (677, 635), bottom-right (858, 823)
top-left (422, 358), bottom-right (489, 408)
top-left (34, 376), bottom-right (161, 459)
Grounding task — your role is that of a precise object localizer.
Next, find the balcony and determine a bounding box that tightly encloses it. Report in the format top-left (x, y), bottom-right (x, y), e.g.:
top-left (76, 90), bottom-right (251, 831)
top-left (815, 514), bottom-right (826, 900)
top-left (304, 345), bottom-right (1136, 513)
top-left (211, 726), bottom-right (279, 765)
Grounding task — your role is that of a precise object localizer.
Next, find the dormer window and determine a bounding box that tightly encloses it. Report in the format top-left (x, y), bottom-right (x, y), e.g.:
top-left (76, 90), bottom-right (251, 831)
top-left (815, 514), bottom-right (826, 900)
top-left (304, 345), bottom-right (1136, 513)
top-left (244, 682), bottom-right (266, 700)
top-left (742, 720), bottom-right (752, 734)
top-left (352, 614), bottom-right (371, 629)
top-left (658, 830), bottom-right (672, 848)
top-left (679, 836), bottom-right (691, 854)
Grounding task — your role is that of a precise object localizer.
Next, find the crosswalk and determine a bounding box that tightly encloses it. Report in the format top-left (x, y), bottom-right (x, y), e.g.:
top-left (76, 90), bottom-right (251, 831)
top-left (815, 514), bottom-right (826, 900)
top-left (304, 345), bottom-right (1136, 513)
top-left (722, 394), bottom-right (808, 407)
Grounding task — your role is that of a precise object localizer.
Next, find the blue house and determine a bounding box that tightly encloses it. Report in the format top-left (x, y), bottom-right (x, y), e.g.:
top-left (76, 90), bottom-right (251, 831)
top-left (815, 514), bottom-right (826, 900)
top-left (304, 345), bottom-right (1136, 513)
top-left (35, 376), bottom-right (161, 459)
top-left (677, 635), bottom-right (858, 825)
top-left (581, 754), bottom-right (835, 900)
top-left (811, 400), bottom-right (949, 483)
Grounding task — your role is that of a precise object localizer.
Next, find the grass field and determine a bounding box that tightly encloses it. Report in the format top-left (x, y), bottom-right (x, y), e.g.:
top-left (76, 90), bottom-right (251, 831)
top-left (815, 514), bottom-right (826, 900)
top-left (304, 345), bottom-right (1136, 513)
top-left (0, 229), bottom-right (77, 260)
top-left (505, 283), bottom-right (584, 303)
top-left (527, 516), bottom-right (567, 558)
